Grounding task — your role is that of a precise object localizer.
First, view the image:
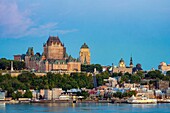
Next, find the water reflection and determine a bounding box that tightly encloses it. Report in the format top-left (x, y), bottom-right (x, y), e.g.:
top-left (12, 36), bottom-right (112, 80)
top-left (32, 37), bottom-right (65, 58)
top-left (3, 103), bottom-right (170, 113)
top-left (32, 103), bottom-right (73, 112)
top-left (132, 104), bottom-right (157, 109)
top-left (0, 103), bottom-right (5, 111)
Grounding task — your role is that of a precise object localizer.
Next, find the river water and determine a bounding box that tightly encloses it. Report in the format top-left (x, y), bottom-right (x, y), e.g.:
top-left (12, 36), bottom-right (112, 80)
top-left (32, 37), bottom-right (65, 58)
top-left (0, 103), bottom-right (170, 113)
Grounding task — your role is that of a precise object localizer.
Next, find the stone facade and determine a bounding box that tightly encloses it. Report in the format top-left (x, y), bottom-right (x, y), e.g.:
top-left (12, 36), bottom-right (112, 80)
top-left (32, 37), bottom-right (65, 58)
top-left (24, 36), bottom-right (81, 73)
top-left (113, 58), bottom-right (133, 74)
top-left (79, 43), bottom-right (90, 65)
top-left (43, 36), bottom-right (66, 60)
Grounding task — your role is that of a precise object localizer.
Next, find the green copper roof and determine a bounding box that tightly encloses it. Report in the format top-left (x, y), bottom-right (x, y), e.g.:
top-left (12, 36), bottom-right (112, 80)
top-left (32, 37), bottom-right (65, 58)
top-left (26, 47), bottom-right (34, 56)
top-left (119, 58), bottom-right (124, 63)
top-left (81, 43), bottom-right (89, 49)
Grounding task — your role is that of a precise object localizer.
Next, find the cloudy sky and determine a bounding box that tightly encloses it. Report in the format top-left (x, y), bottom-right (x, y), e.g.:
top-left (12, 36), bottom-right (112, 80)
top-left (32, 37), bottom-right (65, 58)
top-left (0, 0), bottom-right (170, 70)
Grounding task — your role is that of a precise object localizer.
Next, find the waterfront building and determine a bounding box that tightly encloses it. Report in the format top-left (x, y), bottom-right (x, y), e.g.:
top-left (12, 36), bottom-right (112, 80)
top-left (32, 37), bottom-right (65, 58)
top-left (79, 43), bottom-right (90, 65)
top-left (52, 88), bottom-right (63, 99)
top-left (0, 91), bottom-right (5, 100)
top-left (44, 90), bottom-right (52, 100)
top-left (166, 88), bottom-right (170, 98)
top-left (39, 89), bottom-right (45, 99)
top-left (155, 90), bottom-right (163, 99)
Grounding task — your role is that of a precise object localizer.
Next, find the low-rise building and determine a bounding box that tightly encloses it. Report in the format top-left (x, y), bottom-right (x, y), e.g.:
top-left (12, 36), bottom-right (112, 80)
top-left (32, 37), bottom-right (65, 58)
top-left (0, 91), bottom-right (5, 100)
top-left (52, 88), bottom-right (63, 100)
top-left (157, 80), bottom-right (169, 91)
top-left (44, 90), bottom-right (52, 100)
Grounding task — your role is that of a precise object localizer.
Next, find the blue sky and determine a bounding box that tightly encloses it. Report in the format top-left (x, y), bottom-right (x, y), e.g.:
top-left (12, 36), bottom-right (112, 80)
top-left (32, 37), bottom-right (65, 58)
top-left (0, 0), bottom-right (170, 70)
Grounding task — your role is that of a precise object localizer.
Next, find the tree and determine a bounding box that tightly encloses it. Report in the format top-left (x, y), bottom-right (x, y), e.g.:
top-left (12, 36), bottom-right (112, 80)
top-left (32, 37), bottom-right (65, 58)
top-left (146, 70), bottom-right (164, 79)
top-left (120, 75), bottom-right (130, 83)
top-left (13, 60), bottom-right (25, 70)
top-left (113, 92), bottom-right (122, 98)
top-left (12, 92), bottom-right (17, 99)
top-left (24, 90), bottom-right (33, 98)
top-left (81, 64), bottom-right (102, 73)
top-left (130, 75), bottom-right (141, 83)
top-left (122, 91), bottom-right (136, 97)
top-left (166, 71), bottom-right (170, 76)
top-left (15, 92), bottom-right (23, 99)
top-left (76, 91), bottom-right (89, 99)
top-left (0, 58), bottom-right (10, 70)
top-left (135, 71), bottom-right (145, 79)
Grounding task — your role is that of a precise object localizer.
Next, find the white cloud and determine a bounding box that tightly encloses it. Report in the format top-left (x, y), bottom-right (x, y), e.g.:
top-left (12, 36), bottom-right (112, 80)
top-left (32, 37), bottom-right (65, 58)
top-left (0, 1), bottom-right (77, 38)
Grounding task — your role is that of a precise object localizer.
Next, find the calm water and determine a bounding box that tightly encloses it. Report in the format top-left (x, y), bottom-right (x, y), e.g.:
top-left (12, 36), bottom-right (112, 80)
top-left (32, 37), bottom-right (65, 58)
top-left (0, 103), bottom-right (170, 113)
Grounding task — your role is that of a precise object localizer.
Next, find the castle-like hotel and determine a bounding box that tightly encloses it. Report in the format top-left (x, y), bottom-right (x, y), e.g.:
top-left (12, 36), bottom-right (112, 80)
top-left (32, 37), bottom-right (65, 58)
top-left (14, 36), bottom-right (91, 73)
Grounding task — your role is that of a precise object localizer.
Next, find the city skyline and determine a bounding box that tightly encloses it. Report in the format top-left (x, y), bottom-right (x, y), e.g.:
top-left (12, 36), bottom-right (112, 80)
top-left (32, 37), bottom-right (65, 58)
top-left (0, 0), bottom-right (170, 70)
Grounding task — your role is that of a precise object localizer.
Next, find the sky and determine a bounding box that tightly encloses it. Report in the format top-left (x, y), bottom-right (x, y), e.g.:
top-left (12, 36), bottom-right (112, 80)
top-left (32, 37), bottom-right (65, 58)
top-left (0, 0), bottom-right (170, 70)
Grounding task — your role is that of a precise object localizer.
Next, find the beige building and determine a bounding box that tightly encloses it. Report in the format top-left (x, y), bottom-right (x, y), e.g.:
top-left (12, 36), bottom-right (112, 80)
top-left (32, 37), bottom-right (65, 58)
top-left (52, 88), bottom-right (63, 99)
top-left (158, 62), bottom-right (170, 73)
top-left (79, 43), bottom-right (90, 65)
top-left (113, 58), bottom-right (133, 74)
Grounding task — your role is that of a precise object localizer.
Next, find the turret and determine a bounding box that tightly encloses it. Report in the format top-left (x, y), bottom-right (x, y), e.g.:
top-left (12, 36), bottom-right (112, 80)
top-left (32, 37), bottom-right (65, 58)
top-left (130, 56), bottom-right (133, 68)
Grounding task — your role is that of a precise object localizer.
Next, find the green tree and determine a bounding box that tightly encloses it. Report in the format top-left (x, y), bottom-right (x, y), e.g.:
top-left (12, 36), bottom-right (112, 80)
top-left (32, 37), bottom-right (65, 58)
top-left (24, 90), bottom-right (33, 98)
top-left (130, 75), bottom-right (141, 83)
top-left (120, 75), bottom-right (130, 83)
top-left (113, 92), bottom-right (122, 98)
top-left (76, 91), bottom-right (89, 99)
top-left (146, 70), bottom-right (164, 79)
top-left (0, 58), bottom-right (10, 70)
top-left (16, 92), bottom-right (23, 99)
top-left (166, 71), bottom-right (170, 76)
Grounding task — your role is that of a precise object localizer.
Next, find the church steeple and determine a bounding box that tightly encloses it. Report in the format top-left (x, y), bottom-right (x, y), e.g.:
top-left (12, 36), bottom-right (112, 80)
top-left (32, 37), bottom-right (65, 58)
top-left (130, 56), bottom-right (133, 68)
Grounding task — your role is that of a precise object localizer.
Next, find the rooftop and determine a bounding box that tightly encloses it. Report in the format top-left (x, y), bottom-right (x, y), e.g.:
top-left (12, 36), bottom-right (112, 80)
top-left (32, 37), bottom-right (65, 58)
top-left (81, 43), bottom-right (89, 49)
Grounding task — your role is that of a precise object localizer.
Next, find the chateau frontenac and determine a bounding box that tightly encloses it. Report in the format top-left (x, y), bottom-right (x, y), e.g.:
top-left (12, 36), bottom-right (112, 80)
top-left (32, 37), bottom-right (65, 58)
top-left (15, 36), bottom-right (91, 73)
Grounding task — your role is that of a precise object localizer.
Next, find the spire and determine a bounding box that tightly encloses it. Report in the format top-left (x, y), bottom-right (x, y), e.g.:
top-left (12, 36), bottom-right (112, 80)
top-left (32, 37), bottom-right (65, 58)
top-left (130, 56), bottom-right (133, 67)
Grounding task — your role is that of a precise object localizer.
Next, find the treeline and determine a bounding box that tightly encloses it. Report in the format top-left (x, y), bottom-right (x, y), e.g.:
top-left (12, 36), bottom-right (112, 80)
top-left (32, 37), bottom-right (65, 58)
top-left (1, 68), bottom-right (170, 98)
top-left (81, 64), bottom-right (103, 73)
top-left (0, 58), bottom-right (25, 70)
top-left (0, 72), bottom-right (94, 97)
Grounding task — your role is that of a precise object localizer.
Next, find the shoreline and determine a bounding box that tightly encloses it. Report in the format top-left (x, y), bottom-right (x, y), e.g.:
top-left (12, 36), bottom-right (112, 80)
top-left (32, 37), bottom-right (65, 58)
top-left (1, 99), bottom-right (170, 104)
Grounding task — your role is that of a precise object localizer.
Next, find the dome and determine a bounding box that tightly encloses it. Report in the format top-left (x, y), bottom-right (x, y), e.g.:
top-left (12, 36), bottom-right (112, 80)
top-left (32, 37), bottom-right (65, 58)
top-left (81, 43), bottom-right (89, 49)
top-left (119, 58), bottom-right (124, 63)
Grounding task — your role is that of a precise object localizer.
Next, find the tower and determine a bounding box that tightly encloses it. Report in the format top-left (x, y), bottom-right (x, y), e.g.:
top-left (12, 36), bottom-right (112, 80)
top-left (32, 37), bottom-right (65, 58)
top-left (79, 43), bottom-right (90, 65)
top-left (43, 36), bottom-right (66, 60)
top-left (119, 58), bottom-right (125, 68)
top-left (130, 56), bottom-right (133, 68)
